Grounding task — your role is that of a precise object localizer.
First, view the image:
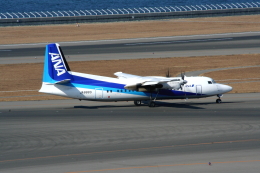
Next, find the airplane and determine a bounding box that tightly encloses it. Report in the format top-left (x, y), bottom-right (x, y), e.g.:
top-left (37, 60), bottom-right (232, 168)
top-left (39, 43), bottom-right (233, 107)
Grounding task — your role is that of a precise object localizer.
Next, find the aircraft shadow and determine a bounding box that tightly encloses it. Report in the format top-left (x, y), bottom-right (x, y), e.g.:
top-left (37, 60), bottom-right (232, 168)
top-left (152, 101), bottom-right (210, 109)
top-left (157, 101), bottom-right (236, 108)
top-left (72, 101), bottom-right (236, 109)
top-left (73, 103), bottom-right (139, 109)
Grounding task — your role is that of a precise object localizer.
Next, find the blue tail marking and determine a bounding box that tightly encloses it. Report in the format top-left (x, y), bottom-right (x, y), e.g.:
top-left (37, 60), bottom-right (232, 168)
top-left (43, 43), bottom-right (72, 83)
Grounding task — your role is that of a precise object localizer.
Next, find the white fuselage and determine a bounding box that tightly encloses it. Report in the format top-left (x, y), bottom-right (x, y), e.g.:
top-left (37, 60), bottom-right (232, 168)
top-left (39, 71), bottom-right (232, 101)
top-left (39, 43), bottom-right (233, 106)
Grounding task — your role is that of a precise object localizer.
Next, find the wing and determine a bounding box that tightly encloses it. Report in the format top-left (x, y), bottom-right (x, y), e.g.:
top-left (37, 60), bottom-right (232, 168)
top-left (114, 72), bottom-right (142, 79)
top-left (114, 72), bottom-right (172, 81)
top-left (115, 72), bottom-right (181, 91)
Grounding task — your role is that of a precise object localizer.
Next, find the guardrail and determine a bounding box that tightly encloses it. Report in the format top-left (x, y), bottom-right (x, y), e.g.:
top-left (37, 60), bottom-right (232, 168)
top-left (1, 2), bottom-right (260, 19)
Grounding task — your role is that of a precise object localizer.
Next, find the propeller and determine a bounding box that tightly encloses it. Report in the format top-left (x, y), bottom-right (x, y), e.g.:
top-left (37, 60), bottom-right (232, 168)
top-left (180, 72), bottom-right (188, 99)
top-left (180, 72), bottom-right (187, 90)
top-left (166, 68), bottom-right (171, 78)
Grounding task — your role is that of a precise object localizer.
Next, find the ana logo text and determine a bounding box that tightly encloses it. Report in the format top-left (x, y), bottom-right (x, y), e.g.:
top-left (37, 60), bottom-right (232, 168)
top-left (186, 84), bottom-right (194, 87)
top-left (49, 53), bottom-right (66, 76)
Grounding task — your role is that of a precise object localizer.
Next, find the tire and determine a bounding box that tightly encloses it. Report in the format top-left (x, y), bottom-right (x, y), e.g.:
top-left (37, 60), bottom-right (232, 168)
top-left (149, 101), bottom-right (155, 107)
top-left (134, 100), bottom-right (142, 106)
top-left (216, 99), bottom-right (222, 103)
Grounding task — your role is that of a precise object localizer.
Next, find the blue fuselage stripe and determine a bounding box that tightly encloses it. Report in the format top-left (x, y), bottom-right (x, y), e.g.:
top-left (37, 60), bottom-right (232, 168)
top-left (59, 75), bottom-right (198, 97)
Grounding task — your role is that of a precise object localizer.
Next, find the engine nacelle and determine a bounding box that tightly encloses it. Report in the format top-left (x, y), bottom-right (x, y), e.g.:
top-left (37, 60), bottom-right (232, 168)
top-left (124, 83), bottom-right (163, 91)
top-left (124, 81), bottom-right (185, 91)
top-left (124, 83), bottom-right (141, 90)
top-left (161, 81), bottom-right (181, 90)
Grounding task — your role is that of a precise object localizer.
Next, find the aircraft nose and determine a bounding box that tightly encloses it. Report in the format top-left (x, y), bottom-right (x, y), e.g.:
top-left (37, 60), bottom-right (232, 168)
top-left (219, 84), bottom-right (233, 93)
top-left (227, 85), bottom-right (233, 92)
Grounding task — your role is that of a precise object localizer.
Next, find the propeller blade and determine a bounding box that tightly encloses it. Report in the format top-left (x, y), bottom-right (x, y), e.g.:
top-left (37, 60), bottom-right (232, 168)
top-left (181, 72), bottom-right (185, 80)
top-left (166, 68), bottom-right (171, 77)
top-left (180, 72), bottom-right (187, 91)
top-left (182, 72), bottom-right (186, 80)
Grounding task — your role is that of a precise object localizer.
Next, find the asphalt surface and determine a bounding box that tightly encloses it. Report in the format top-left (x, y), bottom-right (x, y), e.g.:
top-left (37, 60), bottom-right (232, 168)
top-left (1, 32), bottom-right (260, 173)
top-left (1, 32), bottom-right (260, 64)
top-left (1, 93), bottom-right (260, 173)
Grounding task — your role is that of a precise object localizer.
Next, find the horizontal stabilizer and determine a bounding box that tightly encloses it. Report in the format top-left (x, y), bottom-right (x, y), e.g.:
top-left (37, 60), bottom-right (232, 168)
top-left (55, 79), bottom-right (71, 84)
top-left (47, 79), bottom-right (71, 85)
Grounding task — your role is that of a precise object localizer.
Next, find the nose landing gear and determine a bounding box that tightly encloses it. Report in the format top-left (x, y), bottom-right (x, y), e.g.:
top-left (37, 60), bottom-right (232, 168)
top-left (216, 98), bottom-right (222, 103)
top-left (216, 94), bottom-right (223, 103)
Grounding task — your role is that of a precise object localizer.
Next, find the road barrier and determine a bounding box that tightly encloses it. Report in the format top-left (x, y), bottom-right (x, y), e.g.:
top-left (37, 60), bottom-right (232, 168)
top-left (1, 2), bottom-right (260, 26)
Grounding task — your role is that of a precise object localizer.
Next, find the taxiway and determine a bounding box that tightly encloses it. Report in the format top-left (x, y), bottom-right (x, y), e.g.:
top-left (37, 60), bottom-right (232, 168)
top-left (1, 32), bottom-right (260, 64)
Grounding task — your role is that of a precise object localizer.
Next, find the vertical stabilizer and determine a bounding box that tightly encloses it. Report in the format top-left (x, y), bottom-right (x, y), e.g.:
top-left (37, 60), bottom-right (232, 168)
top-left (42, 43), bottom-right (72, 83)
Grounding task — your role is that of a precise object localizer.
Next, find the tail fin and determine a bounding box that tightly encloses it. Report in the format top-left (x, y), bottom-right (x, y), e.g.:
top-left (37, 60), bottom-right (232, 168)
top-left (42, 43), bottom-right (72, 83)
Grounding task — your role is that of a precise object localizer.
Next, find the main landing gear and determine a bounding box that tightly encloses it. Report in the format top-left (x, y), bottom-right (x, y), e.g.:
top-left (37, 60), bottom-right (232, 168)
top-left (134, 100), bottom-right (155, 107)
top-left (134, 90), bottom-right (159, 107)
top-left (133, 100), bottom-right (156, 107)
top-left (134, 100), bottom-right (142, 106)
top-left (148, 101), bottom-right (156, 107)
top-left (216, 94), bottom-right (223, 103)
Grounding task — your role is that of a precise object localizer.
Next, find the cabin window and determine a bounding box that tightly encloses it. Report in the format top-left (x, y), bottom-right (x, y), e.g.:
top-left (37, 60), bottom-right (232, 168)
top-left (208, 81), bottom-right (212, 84)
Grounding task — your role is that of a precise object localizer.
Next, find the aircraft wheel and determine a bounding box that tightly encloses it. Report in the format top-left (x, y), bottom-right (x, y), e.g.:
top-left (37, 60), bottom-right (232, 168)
top-left (216, 99), bottom-right (222, 103)
top-left (148, 101), bottom-right (156, 107)
top-left (134, 100), bottom-right (142, 106)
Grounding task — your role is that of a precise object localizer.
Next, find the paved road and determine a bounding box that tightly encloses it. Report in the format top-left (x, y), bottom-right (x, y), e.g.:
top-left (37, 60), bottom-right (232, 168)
top-left (1, 93), bottom-right (260, 173)
top-left (1, 32), bottom-right (260, 64)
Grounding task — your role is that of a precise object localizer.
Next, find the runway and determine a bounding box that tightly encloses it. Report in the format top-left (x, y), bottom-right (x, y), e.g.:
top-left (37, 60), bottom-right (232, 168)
top-left (1, 32), bottom-right (260, 64)
top-left (1, 31), bottom-right (260, 172)
top-left (1, 93), bottom-right (260, 173)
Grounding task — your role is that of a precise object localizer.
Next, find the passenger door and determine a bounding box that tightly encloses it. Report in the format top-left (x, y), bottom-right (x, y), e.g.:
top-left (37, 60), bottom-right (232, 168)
top-left (95, 88), bottom-right (103, 99)
top-left (196, 85), bottom-right (202, 95)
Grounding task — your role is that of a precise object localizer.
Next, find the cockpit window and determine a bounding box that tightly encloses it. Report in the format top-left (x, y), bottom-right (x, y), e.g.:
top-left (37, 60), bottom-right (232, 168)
top-left (212, 80), bottom-right (216, 83)
top-left (208, 81), bottom-right (212, 84)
